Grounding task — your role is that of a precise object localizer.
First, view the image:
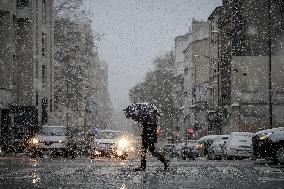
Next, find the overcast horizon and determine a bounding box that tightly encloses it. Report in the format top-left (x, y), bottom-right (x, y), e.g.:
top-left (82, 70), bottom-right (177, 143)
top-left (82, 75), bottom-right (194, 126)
top-left (83, 0), bottom-right (221, 127)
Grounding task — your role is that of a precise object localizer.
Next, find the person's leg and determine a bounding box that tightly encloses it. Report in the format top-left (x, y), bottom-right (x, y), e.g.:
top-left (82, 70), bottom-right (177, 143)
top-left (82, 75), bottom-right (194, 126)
top-left (148, 142), bottom-right (165, 163)
top-left (141, 140), bottom-right (148, 169)
top-left (149, 142), bottom-right (170, 170)
top-left (135, 139), bottom-right (148, 171)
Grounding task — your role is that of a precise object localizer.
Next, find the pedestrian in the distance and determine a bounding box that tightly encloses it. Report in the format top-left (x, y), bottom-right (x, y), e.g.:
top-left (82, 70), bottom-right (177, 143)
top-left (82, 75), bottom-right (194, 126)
top-left (134, 121), bottom-right (170, 171)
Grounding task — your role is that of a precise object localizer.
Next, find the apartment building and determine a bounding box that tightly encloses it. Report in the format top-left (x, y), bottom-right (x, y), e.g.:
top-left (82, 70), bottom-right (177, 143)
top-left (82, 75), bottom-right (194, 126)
top-left (172, 33), bottom-right (191, 141)
top-left (0, 0), bottom-right (54, 152)
top-left (208, 6), bottom-right (224, 134)
top-left (190, 20), bottom-right (210, 138)
top-left (209, 0), bottom-right (284, 133)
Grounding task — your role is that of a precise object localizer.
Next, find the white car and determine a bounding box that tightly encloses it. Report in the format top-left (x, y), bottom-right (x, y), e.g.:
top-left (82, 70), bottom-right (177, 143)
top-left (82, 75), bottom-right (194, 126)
top-left (29, 125), bottom-right (76, 158)
top-left (207, 135), bottom-right (229, 160)
top-left (90, 130), bottom-right (135, 160)
top-left (174, 142), bottom-right (185, 158)
top-left (197, 135), bottom-right (226, 157)
top-left (224, 132), bottom-right (254, 160)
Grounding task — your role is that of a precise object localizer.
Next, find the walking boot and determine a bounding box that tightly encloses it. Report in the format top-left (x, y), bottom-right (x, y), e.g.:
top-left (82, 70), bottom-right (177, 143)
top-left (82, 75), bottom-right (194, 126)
top-left (134, 166), bottom-right (146, 171)
top-left (164, 160), bottom-right (170, 170)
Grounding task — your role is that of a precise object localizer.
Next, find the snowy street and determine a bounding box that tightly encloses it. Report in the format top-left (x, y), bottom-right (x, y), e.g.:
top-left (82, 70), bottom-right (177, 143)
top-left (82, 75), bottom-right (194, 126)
top-left (0, 156), bottom-right (283, 189)
top-left (1, 0), bottom-right (284, 188)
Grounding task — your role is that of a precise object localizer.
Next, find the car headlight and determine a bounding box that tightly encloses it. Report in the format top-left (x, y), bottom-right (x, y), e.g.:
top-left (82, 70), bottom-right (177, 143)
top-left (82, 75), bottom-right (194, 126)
top-left (59, 140), bottom-right (66, 143)
top-left (196, 144), bottom-right (203, 149)
top-left (259, 132), bottom-right (272, 140)
top-left (116, 149), bottom-right (123, 156)
top-left (32, 138), bottom-right (39, 144)
top-left (118, 138), bottom-right (129, 149)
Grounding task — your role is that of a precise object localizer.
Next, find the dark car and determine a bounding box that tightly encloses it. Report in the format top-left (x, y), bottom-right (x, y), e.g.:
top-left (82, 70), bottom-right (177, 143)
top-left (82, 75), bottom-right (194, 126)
top-left (252, 127), bottom-right (284, 163)
top-left (181, 140), bottom-right (198, 160)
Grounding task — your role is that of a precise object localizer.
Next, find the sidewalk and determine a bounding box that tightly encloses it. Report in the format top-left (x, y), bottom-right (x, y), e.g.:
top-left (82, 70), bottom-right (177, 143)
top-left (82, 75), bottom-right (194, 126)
top-left (0, 147), bottom-right (30, 158)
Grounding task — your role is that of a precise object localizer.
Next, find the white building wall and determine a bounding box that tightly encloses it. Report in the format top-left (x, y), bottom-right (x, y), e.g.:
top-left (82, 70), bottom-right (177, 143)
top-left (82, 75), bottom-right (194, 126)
top-left (229, 55), bottom-right (284, 133)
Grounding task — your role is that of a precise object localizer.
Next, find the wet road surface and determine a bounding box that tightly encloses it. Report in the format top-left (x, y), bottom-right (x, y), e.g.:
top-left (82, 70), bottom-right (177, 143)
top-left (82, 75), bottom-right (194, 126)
top-left (0, 156), bottom-right (283, 189)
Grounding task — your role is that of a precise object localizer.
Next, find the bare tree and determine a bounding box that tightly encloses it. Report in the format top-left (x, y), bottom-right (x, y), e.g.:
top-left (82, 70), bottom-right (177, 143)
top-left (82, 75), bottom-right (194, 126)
top-left (53, 0), bottom-right (83, 17)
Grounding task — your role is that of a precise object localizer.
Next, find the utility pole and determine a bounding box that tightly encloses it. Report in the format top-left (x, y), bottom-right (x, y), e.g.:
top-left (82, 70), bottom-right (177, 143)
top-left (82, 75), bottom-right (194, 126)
top-left (268, 0), bottom-right (273, 128)
top-left (66, 80), bottom-right (69, 127)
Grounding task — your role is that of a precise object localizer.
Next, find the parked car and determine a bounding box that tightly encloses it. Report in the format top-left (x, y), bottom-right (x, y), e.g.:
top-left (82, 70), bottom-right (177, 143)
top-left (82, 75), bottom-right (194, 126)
top-left (224, 132), bottom-right (254, 160)
top-left (197, 135), bottom-right (223, 157)
top-left (174, 142), bottom-right (185, 158)
top-left (28, 125), bottom-right (76, 158)
top-left (252, 127), bottom-right (284, 163)
top-left (181, 140), bottom-right (198, 160)
top-left (162, 143), bottom-right (176, 158)
top-left (207, 135), bottom-right (229, 160)
top-left (90, 130), bottom-right (135, 160)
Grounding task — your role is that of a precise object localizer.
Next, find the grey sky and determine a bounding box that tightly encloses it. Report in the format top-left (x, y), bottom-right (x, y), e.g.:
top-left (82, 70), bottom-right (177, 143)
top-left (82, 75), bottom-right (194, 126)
top-left (84, 0), bottom-right (221, 126)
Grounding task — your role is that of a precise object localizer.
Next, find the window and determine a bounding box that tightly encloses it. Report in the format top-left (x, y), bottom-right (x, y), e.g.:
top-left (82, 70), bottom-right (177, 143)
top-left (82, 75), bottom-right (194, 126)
top-left (42, 33), bottom-right (47, 56)
top-left (42, 98), bottom-right (48, 124)
top-left (17, 0), bottom-right (30, 7)
top-left (42, 0), bottom-right (47, 25)
top-left (42, 65), bottom-right (46, 82)
top-left (50, 99), bottom-right (53, 111)
top-left (36, 92), bottom-right (39, 106)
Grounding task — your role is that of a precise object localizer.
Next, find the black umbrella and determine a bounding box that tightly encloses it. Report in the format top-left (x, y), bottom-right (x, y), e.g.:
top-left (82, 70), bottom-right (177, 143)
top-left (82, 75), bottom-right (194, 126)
top-left (123, 102), bottom-right (161, 123)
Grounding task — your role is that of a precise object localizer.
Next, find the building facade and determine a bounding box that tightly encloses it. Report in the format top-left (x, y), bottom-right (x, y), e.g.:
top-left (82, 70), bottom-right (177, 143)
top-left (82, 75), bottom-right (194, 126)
top-left (173, 33), bottom-right (191, 141)
top-left (208, 6), bottom-right (224, 134)
top-left (0, 0), bottom-right (54, 152)
top-left (190, 20), bottom-right (210, 138)
top-left (209, 0), bottom-right (284, 133)
top-left (173, 20), bottom-right (210, 140)
top-left (183, 33), bottom-right (194, 139)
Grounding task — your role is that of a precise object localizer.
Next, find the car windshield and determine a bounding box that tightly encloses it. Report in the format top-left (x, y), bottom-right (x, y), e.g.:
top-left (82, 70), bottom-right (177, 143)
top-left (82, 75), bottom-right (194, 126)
top-left (95, 132), bottom-right (120, 139)
top-left (38, 127), bottom-right (67, 136)
top-left (212, 140), bottom-right (222, 145)
top-left (232, 135), bottom-right (252, 143)
top-left (164, 145), bottom-right (175, 149)
top-left (185, 141), bottom-right (197, 147)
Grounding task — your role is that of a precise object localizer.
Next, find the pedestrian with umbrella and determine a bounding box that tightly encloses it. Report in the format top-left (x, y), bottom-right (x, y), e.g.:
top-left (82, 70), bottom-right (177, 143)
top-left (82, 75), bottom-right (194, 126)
top-left (123, 102), bottom-right (170, 171)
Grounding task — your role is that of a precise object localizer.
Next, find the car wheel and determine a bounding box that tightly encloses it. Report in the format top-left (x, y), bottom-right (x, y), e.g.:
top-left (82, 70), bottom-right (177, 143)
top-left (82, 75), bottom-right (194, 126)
top-left (31, 152), bottom-right (37, 158)
top-left (90, 154), bottom-right (95, 159)
top-left (225, 154), bottom-right (232, 160)
top-left (63, 151), bottom-right (69, 158)
top-left (208, 151), bottom-right (213, 160)
top-left (69, 151), bottom-right (76, 159)
top-left (275, 147), bottom-right (284, 164)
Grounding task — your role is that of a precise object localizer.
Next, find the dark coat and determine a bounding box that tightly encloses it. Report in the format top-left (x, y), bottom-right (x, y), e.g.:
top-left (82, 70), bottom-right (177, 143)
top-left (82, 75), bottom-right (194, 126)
top-left (141, 122), bottom-right (157, 143)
